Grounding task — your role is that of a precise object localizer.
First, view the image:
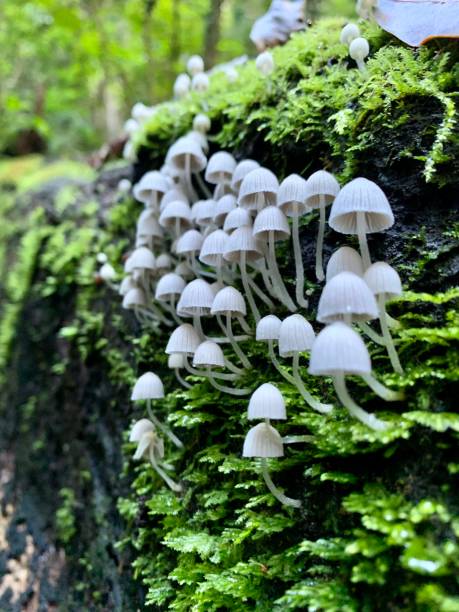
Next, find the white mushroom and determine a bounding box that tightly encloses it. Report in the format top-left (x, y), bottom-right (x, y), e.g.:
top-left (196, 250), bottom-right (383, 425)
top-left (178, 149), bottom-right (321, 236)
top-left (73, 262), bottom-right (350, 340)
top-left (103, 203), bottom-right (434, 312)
top-left (187, 54), bottom-right (205, 76)
top-left (239, 167), bottom-right (279, 213)
top-left (193, 341), bottom-right (251, 395)
top-left (340, 23), bottom-right (360, 45)
top-left (349, 37), bottom-right (370, 74)
top-left (231, 160), bottom-right (260, 194)
top-left (214, 194), bottom-right (237, 227)
top-left (326, 246), bottom-right (364, 282)
top-left (211, 286), bottom-right (252, 368)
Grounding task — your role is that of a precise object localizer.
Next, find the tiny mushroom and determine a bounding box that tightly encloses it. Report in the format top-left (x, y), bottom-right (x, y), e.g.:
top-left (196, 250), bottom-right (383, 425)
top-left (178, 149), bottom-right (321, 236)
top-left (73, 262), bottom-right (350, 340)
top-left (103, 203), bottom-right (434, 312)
top-left (231, 159), bottom-right (260, 194)
top-left (211, 286), bottom-right (252, 367)
top-left (193, 340), bottom-right (250, 395)
top-left (255, 50), bottom-right (275, 76)
top-left (326, 246), bottom-right (364, 282)
top-left (340, 22), bottom-right (360, 45)
top-left (187, 54), bottom-right (204, 75)
top-left (349, 36), bottom-right (370, 74)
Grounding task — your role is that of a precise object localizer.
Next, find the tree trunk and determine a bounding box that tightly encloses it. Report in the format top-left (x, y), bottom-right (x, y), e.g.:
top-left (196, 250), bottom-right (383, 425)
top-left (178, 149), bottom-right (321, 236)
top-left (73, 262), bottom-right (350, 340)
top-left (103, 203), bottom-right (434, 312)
top-left (203, 0), bottom-right (224, 68)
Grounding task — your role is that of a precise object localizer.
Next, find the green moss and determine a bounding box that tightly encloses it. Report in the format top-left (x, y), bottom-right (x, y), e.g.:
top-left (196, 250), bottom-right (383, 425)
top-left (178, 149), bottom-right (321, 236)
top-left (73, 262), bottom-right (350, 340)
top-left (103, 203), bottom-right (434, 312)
top-left (56, 487), bottom-right (77, 544)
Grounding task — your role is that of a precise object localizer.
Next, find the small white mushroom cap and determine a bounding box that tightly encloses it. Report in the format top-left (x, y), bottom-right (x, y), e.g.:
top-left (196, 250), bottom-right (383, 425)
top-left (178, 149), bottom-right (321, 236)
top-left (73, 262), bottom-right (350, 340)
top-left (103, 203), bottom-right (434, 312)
top-left (177, 279), bottom-right (215, 316)
top-left (161, 188), bottom-right (188, 211)
top-left (96, 252), bottom-right (108, 264)
top-left (255, 51), bottom-right (275, 76)
top-left (239, 167), bottom-right (279, 211)
top-left (192, 72), bottom-right (210, 93)
top-left (193, 340), bottom-right (225, 368)
top-left (131, 102), bottom-right (154, 122)
top-left (305, 170), bottom-right (340, 208)
top-left (119, 275), bottom-right (137, 296)
top-left (168, 353), bottom-right (186, 369)
top-left (133, 171), bottom-right (169, 205)
top-left (231, 159), bottom-right (260, 193)
top-left (124, 119), bottom-right (138, 136)
top-left (173, 73), bottom-right (191, 98)
top-left (122, 288), bottom-right (147, 309)
top-left (349, 37), bottom-right (370, 62)
top-left (193, 113), bottom-right (211, 134)
top-left (131, 372), bottom-right (164, 400)
top-left (118, 178), bottom-right (132, 194)
top-left (166, 137), bottom-right (207, 173)
top-left (253, 205), bottom-right (290, 241)
top-left (214, 195), bottom-right (237, 226)
top-left (165, 323), bottom-right (201, 355)
top-left (223, 226), bottom-right (263, 263)
top-left (99, 263), bottom-right (116, 281)
top-left (256, 315), bottom-right (282, 341)
top-left (176, 229), bottom-right (204, 256)
top-left (137, 211), bottom-right (163, 240)
top-left (248, 383), bottom-right (287, 420)
top-left (199, 230), bottom-right (229, 266)
top-left (364, 262), bottom-right (402, 301)
top-left (129, 418), bottom-right (154, 443)
top-left (317, 271), bottom-right (378, 324)
top-left (309, 321), bottom-right (371, 376)
top-left (326, 247), bottom-right (364, 282)
top-left (243, 422), bottom-right (284, 458)
top-left (329, 178), bottom-right (394, 234)
top-left (211, 286), bottom-right (246, 316)
top-left (192, 199), bottom-right (216, 226)
top-left (159, 200), bottom-right (192, 230)
top-left (279, 314), bottom-right (315, 357)
top-left (155, 273), bottom-right (186, 302)
top-left (223, 207), bottom-right (252, 233)
top-left (128, 247), bottom-right (156, 272)
top-left (187, 54), bottom-right (204, 75)
top-left (277, 174), bottom-right (310, 217)
top-left (205, 152), bottom-right (237, 185)
top-left (340, 23), bottom-right (360, 45)
top-left (155, 253), bottom-right (173, 272)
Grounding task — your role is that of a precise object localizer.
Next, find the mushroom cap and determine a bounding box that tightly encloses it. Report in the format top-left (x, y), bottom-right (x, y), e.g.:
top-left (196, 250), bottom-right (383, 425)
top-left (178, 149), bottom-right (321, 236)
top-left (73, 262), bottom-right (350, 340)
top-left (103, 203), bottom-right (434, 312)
top-left (256, 315), bottom-right (282, 341)
top-left (166, 136), bottom-right (207, 173)
top-left (155, 273), bottom-right (186, 301)
top-left (255, 50), bottom-right (275, 75)
top-left (248, 383), bottom-right (287, 420)
top-left (231, 159), bottom-right (260, 193)
top-left (243, 422), bottom-right (284, 458)
top-left (305, 170), bottom-right (340, 208)
top-left (161, 188), bottom-right (188, 211)
top-left (364, 262), bottom-right (402, 301)
top-left (223, 207), bottom-right (252, 233)
top-left (340, 22), bottom-right (360, 45)
top-left (223, 226), bottom-right (263, 263)
top-left (199, 230), bottom-right (229, 266)
top-left (168, 353), bottom-right (186, 369)
top-left (192, 72), bottom-right (210, 92)
top-left (155, 253), bottom-right (173, 271)
top-left (129, 418), bottom-right (154, 443)
top-left (279, 314), bottom-right (315, 357)
top-left (128, 247), bottom-right (156, 272)
top-left (119, 275), bottom-right (137, 296)
top-left (193, 113), bottom-right (211, 134)
top-left (133, 171), bottom-right (169, 204)
top-left (159, 200), bottom-right (192, 229)
top-left (253, 205), bottom-right (290, 241)
top-left (187, 54), bottom-right (204, 75)
top-left (214, 194), bottom-right (237, 226)
top-left (175, 230), bottom-right (204, 256)
top-left (326, 246), bottom-right (364, 282)
top-left (137, 211), bottom-right (163, 239)
top-left (309, 321), bottom-right (371, 376)
top-left (177, 279), bottom-right (215, 316)
top-left (277, 174), bottom-right (310, 217)
top-left (131, 372), bottom-right (164, 401)
top-left (173, 73), bottom-right (191, 97)
top-left (122, 288), bottom-right (147, 309)
top-left (317, 271), bottom-right (378, 324)
top-left (211, 286), bottom-right (246, 316)
top-left (186, 130), bottom-right (209, 154)
top-left (165, 323), bottom-right (201, 355)
top-left (329, 177), bottom-right (394, 234)
top-left (99, 263), bottom-right (116, 281)
top-left (205, 151), bottom-right (237, 184)
top-left (349, 37), bottom-right (370, 61)
top-left (193, 340), bottom-right (225, 368)
top-left (238, 167), bottom-right (279, 211)
top-left (191, 199), bottom-right (216, 226)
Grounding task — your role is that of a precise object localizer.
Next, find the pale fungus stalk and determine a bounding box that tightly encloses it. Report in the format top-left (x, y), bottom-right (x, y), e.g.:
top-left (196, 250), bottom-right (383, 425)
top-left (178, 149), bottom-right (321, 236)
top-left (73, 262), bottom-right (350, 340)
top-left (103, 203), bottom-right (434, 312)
top-left (357, 211), bottom-right (371, 270)
top-left (291, 214), bottom-right (308, 307)
top-left (333, 372), bottom-right (387, 431)
top-left (316, 194), bottom-right (327, 281)
top-left (205, 367), bottom-right (251, 395)
top-left (241, 251), bottom-right (261, 322)
top-left (148, 446), bottom-right (182, 492)
top-left (267, 232), bottom-right (297, 311)
top-left (361, 372), bottom-right (404, 401)
top-left (291, 353), bottom-right (333, 414)
top-left (146, 398), bottom-right (184, 449)
top-left (378, 294), bottom-right (404, 374)
top-left (224, 314), bottom-right (251, 369)
top-left (260, 458), bottom-right (301, 508)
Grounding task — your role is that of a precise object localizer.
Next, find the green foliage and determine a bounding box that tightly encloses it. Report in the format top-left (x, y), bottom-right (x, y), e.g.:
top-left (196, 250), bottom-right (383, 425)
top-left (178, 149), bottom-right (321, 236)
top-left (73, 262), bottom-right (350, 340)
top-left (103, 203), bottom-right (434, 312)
top-left (56, 487), bottom-right (78, 544)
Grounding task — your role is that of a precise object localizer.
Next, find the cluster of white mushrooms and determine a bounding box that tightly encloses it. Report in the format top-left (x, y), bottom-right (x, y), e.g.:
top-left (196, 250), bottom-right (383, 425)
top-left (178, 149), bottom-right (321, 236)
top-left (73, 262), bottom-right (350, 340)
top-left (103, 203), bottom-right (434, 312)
top-left (340, 22), bottom-right (370, 73)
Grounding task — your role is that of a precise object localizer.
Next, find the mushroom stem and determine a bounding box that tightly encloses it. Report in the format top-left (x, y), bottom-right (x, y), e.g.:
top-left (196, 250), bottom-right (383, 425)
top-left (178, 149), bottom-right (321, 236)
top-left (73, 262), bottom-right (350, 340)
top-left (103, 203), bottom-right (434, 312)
top-left (167, 297), bottom-right (183, 325)
top-left (356, 211), bottom-right (371, 270)
top-left (356, 59), bottom-right (368, 75)
top-left (183, 355), bottom-right (238, 380)
top-left (216, 264), bottom-right (224, 288)
top-left (147, 399), bottom-right (183, 449)
top-left (292, 214), bottom-right (308, 308)
top-left (225, 314), bottom-right (252, 369)
top-left (315, 195), bottom-right (326, 281)
top-left (282, 435), bottom-right (314, 444)
top-left (183, 154), bottom-right (198, 202)
top-left (240, 251), bottom-right (261, 322)
top-left (236, 314), bottom-right (253, 335)
top-left (260, 458), bottom-right (301, 508)
top-left (378, 295), bottom-right (404, 374)
top-left (189, 256), bottom-right (217, 280)
top-left (148, 447), bottom-right (182, 492)
top-left (255, 258), bottom-right (278, 301)
top-left (292, 353), bottom-right (333, 414)
top-left (195, 171), bottom-right (213, 199)
top-left (142, 305), bottom-right (173, 327)
top-left (247, 272), bottom-right (275, 308)
top-left (205, 367), bottom-right (251, 395)
top-left (174, 369), bottom-right (192, 389)
top-left (387, 313), bottom-right (401, 330)
top-left (175, 217), bottom-right (181, 240)
top-left (358, 322), bottom-right (385, 345)
top-left (267, 232), bottom-right (297, 312)
top-left (193, 314), bottom-right (205, 340)
top-left (361, 373), bottom-right (404, 402)
top-left (333, 372), bottom-right (388, 431)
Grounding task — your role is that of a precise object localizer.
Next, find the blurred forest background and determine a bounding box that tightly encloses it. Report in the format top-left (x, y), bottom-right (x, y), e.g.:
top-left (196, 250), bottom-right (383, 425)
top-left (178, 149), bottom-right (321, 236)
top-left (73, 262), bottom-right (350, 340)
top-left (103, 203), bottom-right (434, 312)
top-left (0, 0), bottom-right (354, 157)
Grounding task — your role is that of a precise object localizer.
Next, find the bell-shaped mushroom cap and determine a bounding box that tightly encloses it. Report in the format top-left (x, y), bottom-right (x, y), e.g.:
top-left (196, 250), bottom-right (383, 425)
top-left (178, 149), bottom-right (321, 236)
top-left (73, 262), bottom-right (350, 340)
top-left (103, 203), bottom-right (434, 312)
top-left (192, 72), bottom-right (210, 92)
top-left (155, 253), bottom-right (173, 272)
top-left (166, 136), bottom-right (207, 173)
top-left (214, 194), bottom-right (237, 226)
top-left (317, 271), bottom-right (378, 324)
top-left (137, 210), bottom-right (163, 239)
top-left (253, 206), bottom-right (290, 241)
top-left (326, 246), bottom-right (364, 282)
top-left (364, 262), bottom-right (402, 301)
top-left (223, 207), bottom-right (252, 233)
top-left (329, 177), bottom-right (394, 234)
top-left (277, 174), bottom-right (310, 217)
top-left (129, 418), bottom-right (154, 443)
top-left (205, 151), bottom-right (237, 184)
top-left (122, 288), bottom-right (147, 309)
top-left (193, 113), bottom-right (211, 134)
top-left (159, 200), bottom-right (192, 229)
top-left (239, 167), bottom-right (279, 211)
top-left (173, 73), bottom-right (191, 97)
top-left (340, 22), bottom-right (360, 45)
top-left (243, 422), bottom-right (284, 458)
top-left (223, 226), bottom-right (263, 263)
top-left (309, 321), bottom-right (371, 376)
top-left (119, 275), bottom-right (137, 296)
top-left (304, 170), bottom-right (340, 208)
top-left (131, 372), bottom-right (164, 401)
top-left (168, 353), bottom-right (186, 369)
top-left (349, 37), bottom-right (370, 61)
top-left (231, 159), bottom-right (260, 193)
top-left (161, 188), bottom-right (188, 211)
top-left (193, 340), bottom-right (225, 368)
top-left (256, 315), bottom-right (282, 341)
top-left (278, 314), bottom-right (315, 357)
top-left (248, 383), bottom-right (287, 420)
top-left (128, 247), bottom-right (156, 272)
top-left (133, 171), bottom-right (169, 204)
top-left (155, 273), bottom-right (186, 301)
top-left (176, 279), bottom-right (214, 316)
top-left (176, 229), bottom-right (204, 255)
top-left (199, 230), bottom-right (229, 266)
top-left (187, 54), bottom-right (204, 75)
top-left (175, 261), bottom-right (194, 280)
top-left (99, 263), bottom-right (116, 282)
top-left (211, 286), bottom-right (246, 316)
top-left (191, 199), bottom-right (216, 226)
top-left (186, 130), bottom-right (209, 154)
top-left (165, 323), bottom-right (201, 355)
